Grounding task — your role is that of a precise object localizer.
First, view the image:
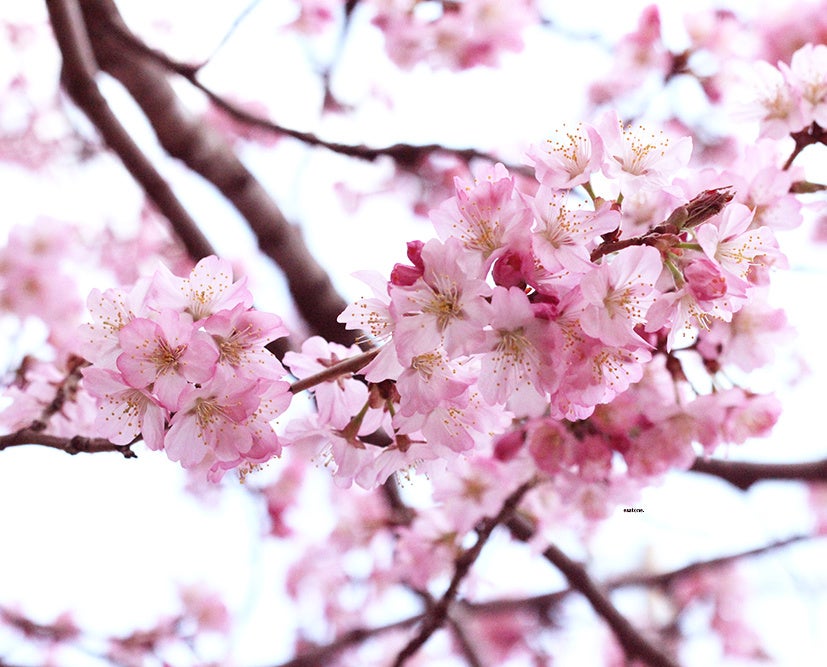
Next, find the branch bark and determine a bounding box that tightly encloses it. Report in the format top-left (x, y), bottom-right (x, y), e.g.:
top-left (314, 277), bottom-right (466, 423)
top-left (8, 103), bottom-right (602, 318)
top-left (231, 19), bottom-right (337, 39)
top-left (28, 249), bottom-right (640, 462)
top-left (45, 0), bottom-right (216, 262)
top-left (690, 456), bottom-right (827, 490)
top-left (508, 515), bottom-right (679, 667)
top-left (392, 480), bottom-right (534, 666)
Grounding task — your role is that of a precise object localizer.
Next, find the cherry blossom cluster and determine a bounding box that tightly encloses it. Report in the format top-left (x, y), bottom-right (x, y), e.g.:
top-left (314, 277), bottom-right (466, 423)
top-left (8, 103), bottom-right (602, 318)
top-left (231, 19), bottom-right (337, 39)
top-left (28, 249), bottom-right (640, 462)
top-left (78, 256), bottom-right (293, 481)
top-left (266, 110), bottom-right (787, 490)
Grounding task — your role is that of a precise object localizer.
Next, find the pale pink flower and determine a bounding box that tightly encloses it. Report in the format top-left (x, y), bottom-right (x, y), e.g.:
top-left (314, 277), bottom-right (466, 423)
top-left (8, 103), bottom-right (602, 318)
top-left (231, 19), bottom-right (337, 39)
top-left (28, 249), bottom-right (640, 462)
top-left (430, 163), bottom-right (532, 263)
top-left (77, 286), bottom-right (146, 367)
top-left (696, 298), bottom-right (792, 372)
top-left (164, 372), bottom-right (261, 468)
top-left (393, 389), bottom-right (512, 454)
top-left (597, 111), bottom-right (692, 197)
top-left (337, 270), bottom-right (401, 382)
top-left (526, 122), bottom-right (604, 189)
top-left (526, 418), bottom-right (576, 475)
top-left (395, 347), bottom-right (472, 417)
top-left (578, 245), bottom-right (663, 347)
top-left (696, 202), bottom-right (782, 286)
top-left (202, 303), bottom-right (288, 380)
top-left (531, 187), bottom-right (620, 272)
top-left (785, 43), bottom-right (827, 127)
top-left (116, 311), bottom-right (218, 409)
top-left (390, 237), bottom-right (492, 359)
top-left (551, 327), bottom-right (651, 420)
top-left (284, 414), bottom-right (378, 489)
top-left (206, 377), bottom-right (292, 481)
top-left (738, 60), bottom-right (805, 139)
top-left (82, 367), bottom-right (167, 450)
top-left (147, 255), bottom-right (252, 322)
top-left (477, 286), bottom-right (562, 415)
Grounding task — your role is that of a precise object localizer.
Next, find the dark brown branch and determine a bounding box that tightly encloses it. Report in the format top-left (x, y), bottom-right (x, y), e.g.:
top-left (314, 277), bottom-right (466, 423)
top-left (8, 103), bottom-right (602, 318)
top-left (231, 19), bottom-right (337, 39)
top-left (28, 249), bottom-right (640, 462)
top-left (0, 428), bottom-right (137, 458)
top-left (508, 515), bottom-right (678, 667)
top-left (393, 480), bottom-right (534, 667)
top-left (690, 456), bottom-right (827, 491)
top-left (94, 17), bottom-right (527, 174)
top-left (77, 0), bottom-right (356, 350)
top-left (271, 615), bottom-right (424, 667)
top-left (45, 0), bottom-right (215, 263)
top-left (783, 122), bottom-right (826, 170)
top-left (447, 617), bottom-right (484, 667)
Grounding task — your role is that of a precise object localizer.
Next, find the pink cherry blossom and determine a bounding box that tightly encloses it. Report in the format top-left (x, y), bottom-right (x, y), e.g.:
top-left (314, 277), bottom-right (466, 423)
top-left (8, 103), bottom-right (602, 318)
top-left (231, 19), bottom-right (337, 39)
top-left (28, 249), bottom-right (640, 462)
top-left (164, 371), bottom-right (262, 469)
top-left (530, 187), bottom-right (620, 272)
top-left (785, 42), bottom-right (827, 127)
top-left (395, 347), bottom-right (472, 417)
top-left (578, 245), bottom-right (663, 347)
top-left (696, 202), bottom-right (782, 286)
top-left (597, 111), bottom-right (693, 197)
top-left (147, 255), bottom-right (252, 322)
top-left (77, 286), bottom-right (145, 367)
top-left (429, 163), bottom-right (532, 263)
top-left (116, 310), bottom-right (218, 410)
top-left (283, 336), bottom-right (370, 429)
top-left (527, 122), bottom-right (605, 189)
top-left (737, 60), bottom-right (805, 139)
top-left (477, 286), bottom-right (562, 415)
top-left (202, 303), bottom-right (288, 380)
top-left (82, 367), bottom-right (167, 450)
top-left (390, 237), bottom-right (492, 359)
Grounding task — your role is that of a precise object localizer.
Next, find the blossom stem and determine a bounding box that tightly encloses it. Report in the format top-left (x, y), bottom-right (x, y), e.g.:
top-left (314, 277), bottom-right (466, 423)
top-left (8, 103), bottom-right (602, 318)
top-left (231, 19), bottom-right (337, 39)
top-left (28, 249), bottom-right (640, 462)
top-left (289, 347), bottom-right (381, 394)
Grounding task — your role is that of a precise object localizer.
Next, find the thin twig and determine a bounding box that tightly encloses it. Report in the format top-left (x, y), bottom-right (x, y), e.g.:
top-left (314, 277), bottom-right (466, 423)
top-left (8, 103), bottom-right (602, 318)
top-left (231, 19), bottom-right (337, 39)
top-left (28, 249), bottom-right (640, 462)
top-left (392, 480), bottom-right (535, 666)
top-left (289, 347), bottom-right (380, 394)
top-left (690, 456), bottom-right (827, 491)
top-left (508, 515), bottom-right (678, 667)
top-left (97, 17), bottom-right (528, 174)
top-left (270, 615), bottom-right (424, 667)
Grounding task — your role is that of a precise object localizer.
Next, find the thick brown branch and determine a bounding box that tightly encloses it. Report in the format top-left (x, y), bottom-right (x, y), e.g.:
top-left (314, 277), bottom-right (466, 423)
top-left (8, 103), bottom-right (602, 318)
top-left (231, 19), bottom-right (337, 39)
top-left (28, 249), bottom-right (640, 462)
top-left (393, 480), bottom-right (534, 666)
top-left (690, 456), bottom-right (827, 491)
top-left (77, 0), bottom-right (356, 349)
top-left (45, 0), bottom-right (215, 263)
top-left (508, 515), bottom-right (678, 667)
top-left (0, 428), bottom-right (137, 458)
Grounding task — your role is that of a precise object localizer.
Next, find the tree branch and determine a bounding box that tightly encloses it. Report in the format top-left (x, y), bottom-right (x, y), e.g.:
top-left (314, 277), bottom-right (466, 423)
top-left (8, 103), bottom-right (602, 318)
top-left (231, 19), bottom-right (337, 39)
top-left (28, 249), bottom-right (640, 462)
top-left (288, 347), bottom-right (380, 394)
top-left (76, 0), bottom-right (357, 350)
top-left (689, 456), bottom-right (827, 490)
top-left (0, 428), bottom-right (137, 458)
top-left (508, 515), bottom-right (678, 667)
top-left (45, 0), bottom-right (216, 263)
top-left (392, 480), bottom-right (534, 666)
top-left (93, 16), bottom-right (528, 174)
top-left (270, 615), bottom-right (423, 667)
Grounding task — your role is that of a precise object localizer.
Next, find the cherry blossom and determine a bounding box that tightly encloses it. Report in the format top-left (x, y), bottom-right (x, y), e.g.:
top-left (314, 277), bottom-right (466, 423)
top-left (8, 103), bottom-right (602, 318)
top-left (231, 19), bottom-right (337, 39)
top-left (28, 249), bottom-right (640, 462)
top-left (598, 111), bottom-right (693, 197)
top-left (527, 122), bottom-right (605, 190)
top-left (578, 245), bottom-right (663, 347)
